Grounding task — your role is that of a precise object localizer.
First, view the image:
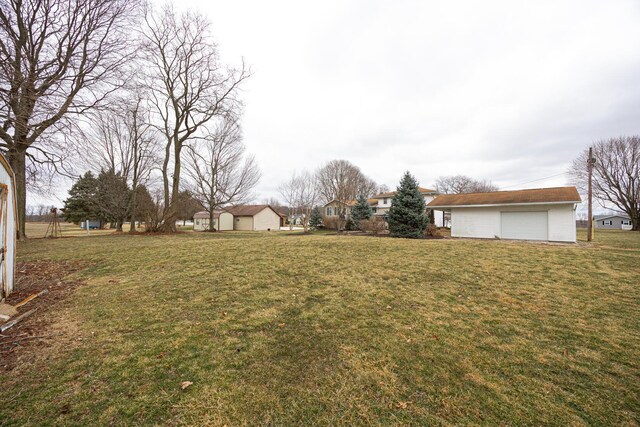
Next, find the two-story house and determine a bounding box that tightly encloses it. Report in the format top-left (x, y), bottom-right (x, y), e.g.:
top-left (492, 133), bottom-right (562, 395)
top-left (323, 187), bottom-right (447, 226)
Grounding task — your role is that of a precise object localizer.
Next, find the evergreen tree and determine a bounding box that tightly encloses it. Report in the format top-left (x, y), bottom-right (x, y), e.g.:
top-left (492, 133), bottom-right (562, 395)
top-left (63, 172), bottom-right (100, 224)
top-left (97, 170), bottom-right (131, 231)
top-left (387, 171), bottom-right (429, 238)
top-left (309, 207), bottom-right (323, 229)
top-left (350, 194), bottom-right (373, 229)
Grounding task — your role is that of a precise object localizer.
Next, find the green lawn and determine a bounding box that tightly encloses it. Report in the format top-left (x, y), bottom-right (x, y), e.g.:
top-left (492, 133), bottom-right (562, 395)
top-left (1, 230), bottom-right (639, 425)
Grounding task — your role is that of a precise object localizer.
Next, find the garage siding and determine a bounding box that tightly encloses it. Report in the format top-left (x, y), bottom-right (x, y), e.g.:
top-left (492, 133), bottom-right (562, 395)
top-left (501, 211), bottom-right (548, 240)
top-left (451, 208), bottom-right (499, 239)
top-left (253, 208), bottom-right (280, 230)
top-left (450, 204), bottom-right (576, 242)
top-left (219, 212), bottom-right (234, 231)
top-left (234, 216), bottom-right (253, 231)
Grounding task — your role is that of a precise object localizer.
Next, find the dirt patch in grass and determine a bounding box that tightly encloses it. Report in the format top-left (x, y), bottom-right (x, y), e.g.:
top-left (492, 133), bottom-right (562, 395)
top-left (1, 260), bottom-right (91, 372)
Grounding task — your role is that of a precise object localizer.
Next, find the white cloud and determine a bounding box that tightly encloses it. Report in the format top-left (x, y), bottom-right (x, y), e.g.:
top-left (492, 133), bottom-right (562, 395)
top-left (38, 0), bottom-right (640, 212)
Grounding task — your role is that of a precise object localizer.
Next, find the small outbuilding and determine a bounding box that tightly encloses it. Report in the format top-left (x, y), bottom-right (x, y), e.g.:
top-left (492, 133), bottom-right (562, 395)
top-left (193, 210), bottom-right (234, 231)
top-left (225, 205), bottom-right (281, 231)
top-left (427, 187), bottom-right (581, 243)
top-left (0, 153), bottom-right (17, 299)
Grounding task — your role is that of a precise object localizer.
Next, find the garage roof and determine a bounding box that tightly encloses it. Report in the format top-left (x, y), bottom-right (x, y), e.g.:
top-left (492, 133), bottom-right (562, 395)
top-left (427, 186), bottom-right (581, 208)
top-left (225, 204), bottom-right (277, 217)
top-left (193, 210), bottom-right (226, 219)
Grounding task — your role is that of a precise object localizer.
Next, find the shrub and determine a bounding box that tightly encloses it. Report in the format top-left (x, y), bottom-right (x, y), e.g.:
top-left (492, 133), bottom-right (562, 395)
top-left (360, 217), bottom-right (386, 235)
top-left (424, 223), bottom-right (440, 237)
top-left (323, 217), bottom-right (339, 231)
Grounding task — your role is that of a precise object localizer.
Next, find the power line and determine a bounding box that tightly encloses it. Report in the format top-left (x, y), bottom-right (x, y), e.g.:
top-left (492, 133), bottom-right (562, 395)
top-left (500, 172), bottom-right (569, 189)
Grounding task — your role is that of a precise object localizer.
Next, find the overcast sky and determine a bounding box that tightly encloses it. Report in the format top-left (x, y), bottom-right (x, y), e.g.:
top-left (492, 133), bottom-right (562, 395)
top-left (35, 1), bottom-right (640, 212)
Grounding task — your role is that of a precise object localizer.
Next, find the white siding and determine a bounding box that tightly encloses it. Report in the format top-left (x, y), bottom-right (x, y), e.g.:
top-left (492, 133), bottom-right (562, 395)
top-left (253, 208), bottom-right (280, 231)
top-left (234, 216), bottom-right (253, 231)
top-left (219, 212), bottom-right (234, 231)
top-left (501, 211), bottom-right (548, 240)
top-left (451, 208), bottom-right (500, 239)
top-left (450, 203), bottom-right (577, 242)
top-left (0, 158), bottom-right (15, 297)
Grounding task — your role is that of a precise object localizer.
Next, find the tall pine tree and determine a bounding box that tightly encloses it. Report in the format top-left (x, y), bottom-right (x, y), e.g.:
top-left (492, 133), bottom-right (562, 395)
top-left (351, 194), bottom-right (373, 229)
top-left (387, 172), bottom-right (429, 238)
top-left (63, 172), bottom-right (101, 224)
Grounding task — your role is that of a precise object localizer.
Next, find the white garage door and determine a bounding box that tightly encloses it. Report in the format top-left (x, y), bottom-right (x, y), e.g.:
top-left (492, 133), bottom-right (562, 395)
top-left (501, 211), bottom-right (548, 241)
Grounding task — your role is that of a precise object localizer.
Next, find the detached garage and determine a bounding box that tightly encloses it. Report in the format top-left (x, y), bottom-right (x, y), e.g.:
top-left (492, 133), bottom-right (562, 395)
top-left (225, 205), bottom-right (281, 231)
top-left (427, 187), bottom-right (581, 243)
top-left (193, 210), bottom-right (234, 231)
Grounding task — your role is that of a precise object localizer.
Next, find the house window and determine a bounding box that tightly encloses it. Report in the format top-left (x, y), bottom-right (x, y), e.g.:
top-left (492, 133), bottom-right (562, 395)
top-left (603, 220), bottom-right (612, 225)
top-left (326, 207), bottom-right (333, 216)
top-left (383, 198), bottom-right (388, 204)
top-left (195, 219), bottom-right (200, 225)
top-left (622, 220), bottom-right (631, 225)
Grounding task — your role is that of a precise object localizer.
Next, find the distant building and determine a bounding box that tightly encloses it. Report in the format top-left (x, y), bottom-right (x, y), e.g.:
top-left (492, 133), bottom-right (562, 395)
top-left (193, 210), bottom-right (234, 231)
top-left (594, 214), bottom-right (632, 230)
top-left (193, 205), bottom-right (281, 231)
top-left (322, 187), bottom-right (446, 226)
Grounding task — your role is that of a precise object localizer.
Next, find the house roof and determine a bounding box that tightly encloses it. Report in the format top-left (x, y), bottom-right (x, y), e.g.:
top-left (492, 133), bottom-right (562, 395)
top-left (373, 187), bottom-right (438, 198)
top-left (324, 198), bottom-right (378, 207)
top-left (224, 204), bottom-right (278, 217)
top-left (594, 214), bottom-right (630, 220)
top-left (193, 210), bottom-right (226, 219)
top-left (427, 186), bottom-right (582, 208)
top-left (271, 206), bottom-right (288, 217)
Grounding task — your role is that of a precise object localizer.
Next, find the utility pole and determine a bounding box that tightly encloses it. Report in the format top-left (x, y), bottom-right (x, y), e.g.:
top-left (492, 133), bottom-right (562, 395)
top-left (587, 146), bottom-right (595, 242)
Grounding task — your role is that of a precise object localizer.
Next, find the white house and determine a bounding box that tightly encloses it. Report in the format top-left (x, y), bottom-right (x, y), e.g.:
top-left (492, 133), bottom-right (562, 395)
top-left (225, 205), bottom-right (282, 231)
top-left (193, 210), bottom-right (234, 231)
top-left (0, 153), bottom-right (17, 298)
top-left (323, 187), bottom-right (446, 226)
top-left (371, 187), bottom-right (445, 226)
top-left (427, 187), bottom-right (581, 242)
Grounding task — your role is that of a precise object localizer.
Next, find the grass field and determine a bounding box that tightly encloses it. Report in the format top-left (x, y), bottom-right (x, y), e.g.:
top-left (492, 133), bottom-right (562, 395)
top-left (1, 229), bottom-right (639, 425)
top-left (24, 222), bottom-right (195, 238)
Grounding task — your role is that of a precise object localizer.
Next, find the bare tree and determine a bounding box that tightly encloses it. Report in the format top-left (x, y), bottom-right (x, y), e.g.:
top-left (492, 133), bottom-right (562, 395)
top-left (184, 118), bottom-right (260, 230)
top-left (296, 171), bottom-right (318, 233)
top-left (570, 136), bottom-right (639, 231)
top-left (279, 173), bottom-right (300, 230)
top-left (0, 0), bottom-right (140, 239)
top-left (278, 171), bottom-right (318, 232)
top-left (126, 96), bottom-right (157, 232)
top-left (262, 197), bottom-right (282, 207)
top-left (316, 159), bottom-right (377, 231)
top-left (143, 5), bottom-right (250, 232)
top-left (435, 175), bottom-right (498, 194)
top-left (79, 93), bottom-right (157, 232)
top-left (376, 184), bottom-right (390, 194)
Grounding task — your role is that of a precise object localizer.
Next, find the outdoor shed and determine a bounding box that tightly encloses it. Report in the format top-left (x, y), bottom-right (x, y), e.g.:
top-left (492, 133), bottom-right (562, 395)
top-left (0, 153), bottom-right (17, 299)
top-left (193, 210), bottom-right (234, 231)
top-left (427, 187), bottom-right (581, 243)
top-left (225, 205), bottom-right (281, 231)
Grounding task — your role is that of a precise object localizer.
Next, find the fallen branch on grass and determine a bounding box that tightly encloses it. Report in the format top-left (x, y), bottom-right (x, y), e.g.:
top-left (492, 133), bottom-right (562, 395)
top-left (0, 309), bottom-right (38, 333)
top-left (15, 289), bottom-right (49, 308)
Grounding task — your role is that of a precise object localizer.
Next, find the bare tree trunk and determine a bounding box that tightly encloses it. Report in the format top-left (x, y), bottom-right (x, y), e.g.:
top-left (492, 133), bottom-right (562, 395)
top-left (7, 147), bottom-right (27, 240)
top-left (129, 184), bottom-right (137, 232)
top-left (209, 211), bottom-right (215, 231)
